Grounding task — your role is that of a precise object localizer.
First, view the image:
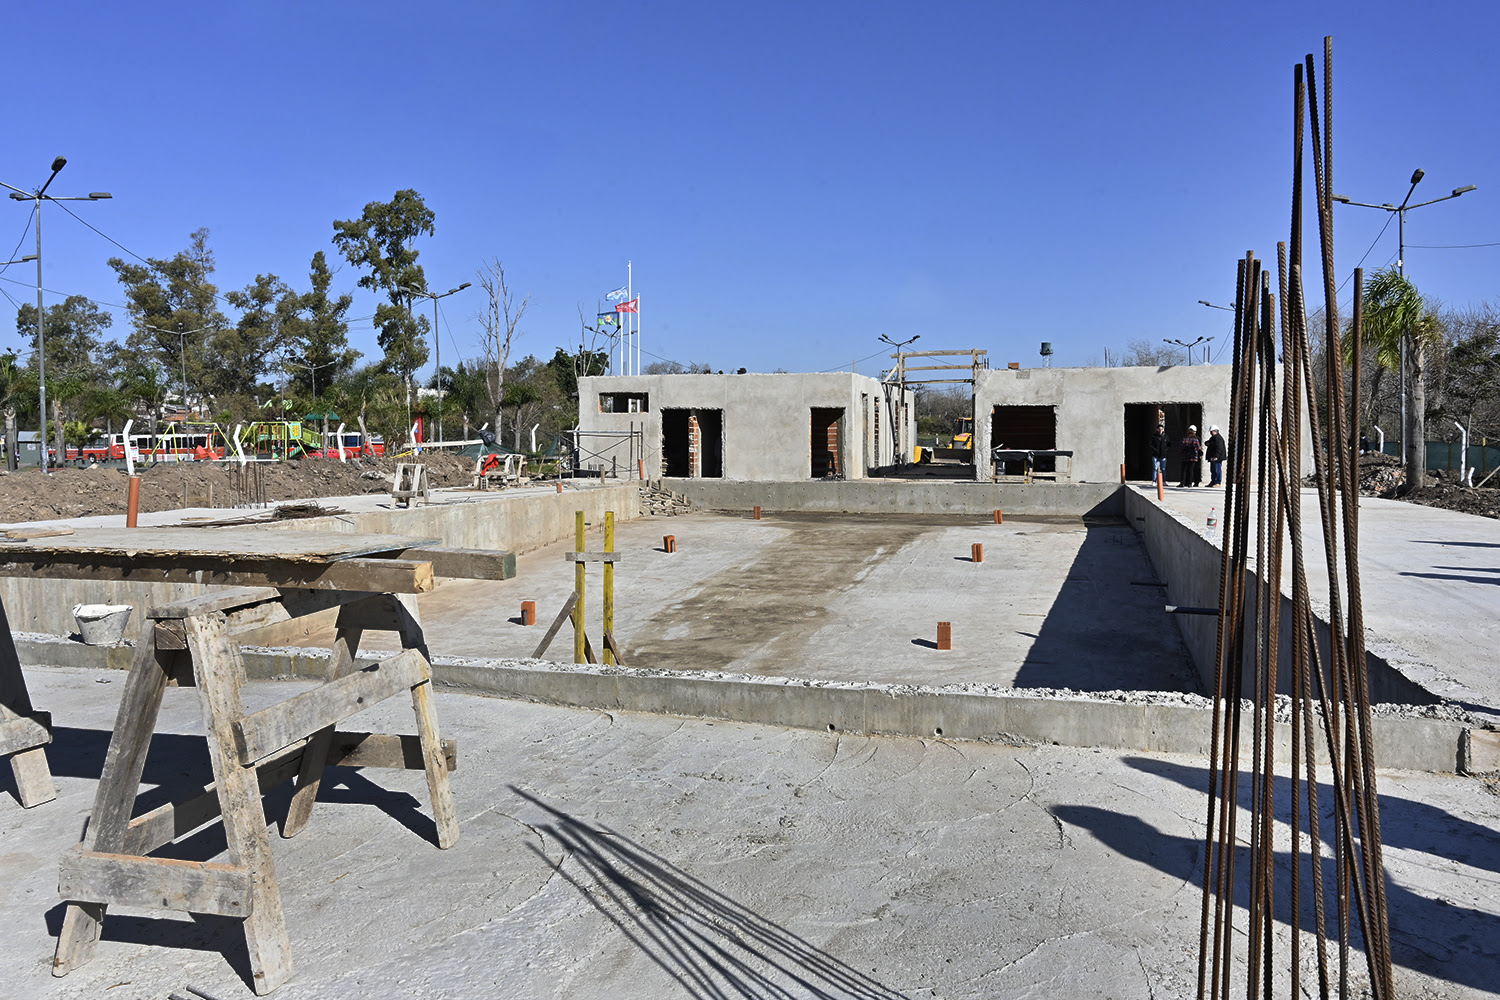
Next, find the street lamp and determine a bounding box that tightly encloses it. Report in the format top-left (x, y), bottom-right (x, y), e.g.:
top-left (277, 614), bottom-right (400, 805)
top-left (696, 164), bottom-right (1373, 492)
top-left (2, 157), bottom-right (112, 472)
top-left (1332, 168), bottom-right (1477, 456)
top-left (1164, 336), bottom-right (1210, 365)
top-left (144, 324), bottom-right (211, 428)
top-left (401, 281), bottom-right (471, 445)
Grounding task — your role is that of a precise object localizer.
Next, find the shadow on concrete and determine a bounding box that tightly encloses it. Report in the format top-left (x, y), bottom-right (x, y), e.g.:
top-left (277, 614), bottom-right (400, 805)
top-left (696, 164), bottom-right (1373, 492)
top-left (1074, 756), bottom-right (1500, 992)
top-left (910, 638), bottom-right (940, 650)
top-left (42, 903), bottom-right (255, 985)
top-left (511, 786), bottom-right (910, 1000)
top-left (1122, 756), bottom-right (1500, 877)
top-left (1411, 540), bottom-right (1500, 549)
top-left (1012, 522), bottom-right (1198, 693)
top-left (1399, 570), bottom-right (1500, 586)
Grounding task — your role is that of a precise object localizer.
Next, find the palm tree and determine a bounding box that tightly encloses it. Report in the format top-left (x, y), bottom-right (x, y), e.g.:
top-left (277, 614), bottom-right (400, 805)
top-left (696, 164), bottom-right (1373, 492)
top-left (1359, 268), bottom-right (1438, 493)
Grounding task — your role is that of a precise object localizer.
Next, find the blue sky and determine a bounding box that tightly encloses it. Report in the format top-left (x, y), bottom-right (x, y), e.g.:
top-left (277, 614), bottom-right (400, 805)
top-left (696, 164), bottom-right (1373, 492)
top-left (3, 0), bottom-right (1496, 378)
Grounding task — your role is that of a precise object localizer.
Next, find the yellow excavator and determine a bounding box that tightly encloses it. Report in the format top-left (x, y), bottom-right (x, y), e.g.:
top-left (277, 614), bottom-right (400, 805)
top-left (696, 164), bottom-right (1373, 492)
top-left (952, 416), bottom-right (974, 449)
top-left (915, 416), bottom-right (975, 463)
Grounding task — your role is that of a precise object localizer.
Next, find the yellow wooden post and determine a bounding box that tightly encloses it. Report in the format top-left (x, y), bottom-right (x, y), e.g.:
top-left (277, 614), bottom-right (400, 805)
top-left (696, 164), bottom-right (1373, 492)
top-left (603, 511), bottom-right (615, 665)
top-left (573, 510), bottom-right (585, 664)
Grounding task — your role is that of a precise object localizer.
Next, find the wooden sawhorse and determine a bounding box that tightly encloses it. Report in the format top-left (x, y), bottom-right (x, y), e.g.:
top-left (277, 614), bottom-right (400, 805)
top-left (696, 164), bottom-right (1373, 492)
top-left (52, 584), bottom-right (458, 994)
top-left (27, 524), bottom-right (516, 995)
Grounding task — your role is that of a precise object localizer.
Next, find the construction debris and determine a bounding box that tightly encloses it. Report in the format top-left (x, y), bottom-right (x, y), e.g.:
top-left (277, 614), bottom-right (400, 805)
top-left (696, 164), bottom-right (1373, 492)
top-left (640, 481), bottom-right (692, 516)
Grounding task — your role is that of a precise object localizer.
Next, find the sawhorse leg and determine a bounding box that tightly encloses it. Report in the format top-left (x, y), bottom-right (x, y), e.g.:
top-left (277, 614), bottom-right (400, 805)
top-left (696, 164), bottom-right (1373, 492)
top-left (393, 594), bottom-right (459, 849)
top-left (0, 601), bottom-right (55, 808)
top-left (53, 629), bottom-right (177, 975)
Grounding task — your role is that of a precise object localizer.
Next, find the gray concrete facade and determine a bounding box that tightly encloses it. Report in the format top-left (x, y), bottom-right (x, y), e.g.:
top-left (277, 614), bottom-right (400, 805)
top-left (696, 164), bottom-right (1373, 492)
top-left (974, 363), bottom-right (1246, 483)
top-left (578, 372), bottom-right (913, 481)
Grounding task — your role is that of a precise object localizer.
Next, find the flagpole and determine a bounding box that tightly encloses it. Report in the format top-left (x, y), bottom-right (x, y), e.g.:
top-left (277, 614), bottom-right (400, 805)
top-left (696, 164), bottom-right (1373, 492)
top-left (628, 260), bottom-right (634, 375)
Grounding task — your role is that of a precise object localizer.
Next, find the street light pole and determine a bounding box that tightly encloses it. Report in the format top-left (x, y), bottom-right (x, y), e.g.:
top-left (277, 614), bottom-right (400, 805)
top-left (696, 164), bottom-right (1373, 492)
top-left (401, 281), bottom-right (471, 445)
top-left (1332, 169), bottom-right (1477, 459)
top-left (145, 324), bottom-right (211, 427)
top-left (1165, 336), bottom-right (1207, 365)
top-left (2, 157), bottom-right (112, 472)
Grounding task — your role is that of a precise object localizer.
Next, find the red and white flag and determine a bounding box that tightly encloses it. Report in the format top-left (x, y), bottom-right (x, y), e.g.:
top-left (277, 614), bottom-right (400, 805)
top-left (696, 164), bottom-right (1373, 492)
top-left (614, 298), bottom-right (639, 314)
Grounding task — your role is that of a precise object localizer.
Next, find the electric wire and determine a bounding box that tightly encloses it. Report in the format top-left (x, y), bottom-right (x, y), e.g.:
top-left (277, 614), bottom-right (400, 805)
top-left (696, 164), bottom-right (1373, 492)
top-left (0, 205), bottom-right (36, 279)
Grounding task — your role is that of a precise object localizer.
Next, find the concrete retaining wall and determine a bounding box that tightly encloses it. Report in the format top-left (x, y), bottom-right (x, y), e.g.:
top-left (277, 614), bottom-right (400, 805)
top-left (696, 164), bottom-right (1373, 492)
top-left (663, 479), bottom-right (1125, 517)
top-left (1124, 485), bottom-right (1436, 706)
top-left (0, 484), bottom-right (641, 640)
top-left (14, 637), bottom-right (1470, 772)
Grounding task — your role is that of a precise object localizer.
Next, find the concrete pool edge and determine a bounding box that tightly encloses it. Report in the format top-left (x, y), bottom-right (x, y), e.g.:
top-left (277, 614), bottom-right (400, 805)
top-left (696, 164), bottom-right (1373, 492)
top-left (15, 635), bottom-right (1476, 773)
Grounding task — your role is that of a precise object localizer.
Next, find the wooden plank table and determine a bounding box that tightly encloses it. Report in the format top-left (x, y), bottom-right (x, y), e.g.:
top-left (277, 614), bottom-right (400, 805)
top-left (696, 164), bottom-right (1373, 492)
top-left (0, 526), bottom-right (515, 994)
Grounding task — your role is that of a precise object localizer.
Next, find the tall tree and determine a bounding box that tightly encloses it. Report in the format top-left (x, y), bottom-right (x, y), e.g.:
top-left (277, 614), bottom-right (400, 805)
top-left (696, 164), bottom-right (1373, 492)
top-left (219, 274), bottom-right (298, 401)
top-left (15, 295), bottom-right (112, 378)
top-left (109, 228), bottom-right (230, 415)
top-left (331, 190), bottom-right (434, 436)
top-left (283, 251), bottom-right (359, 401)
top-left (476, 258), bottom-right (529, 434)
top-left (1360, 268), bottom-right (1437, 493)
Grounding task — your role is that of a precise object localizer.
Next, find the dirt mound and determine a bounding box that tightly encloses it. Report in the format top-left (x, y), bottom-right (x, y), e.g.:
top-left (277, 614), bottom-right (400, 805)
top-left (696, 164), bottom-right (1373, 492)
top-left (0, 454), bottom-right (485, 524)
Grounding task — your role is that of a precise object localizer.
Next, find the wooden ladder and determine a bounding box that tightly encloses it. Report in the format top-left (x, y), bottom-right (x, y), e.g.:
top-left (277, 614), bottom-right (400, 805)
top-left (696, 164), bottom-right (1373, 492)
top-left (51, 586), bottom-right (459, 994)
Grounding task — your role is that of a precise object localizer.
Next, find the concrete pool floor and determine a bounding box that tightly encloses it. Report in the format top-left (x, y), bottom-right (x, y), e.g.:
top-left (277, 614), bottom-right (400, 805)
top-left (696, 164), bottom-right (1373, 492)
top-left (4, 667), bottom-right (1497, 1000)
top-left (287, 511), bottom-right (1201, 695)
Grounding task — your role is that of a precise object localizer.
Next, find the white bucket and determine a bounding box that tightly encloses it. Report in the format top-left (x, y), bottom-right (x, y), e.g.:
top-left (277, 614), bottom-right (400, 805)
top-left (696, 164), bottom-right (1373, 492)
top-left (72, 604), bottom-right (133, 646)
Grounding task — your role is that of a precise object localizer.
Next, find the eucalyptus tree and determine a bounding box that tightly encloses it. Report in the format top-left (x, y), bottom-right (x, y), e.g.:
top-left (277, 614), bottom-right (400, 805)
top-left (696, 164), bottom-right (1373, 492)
top-left (331, 190), bottom-right (434, 409)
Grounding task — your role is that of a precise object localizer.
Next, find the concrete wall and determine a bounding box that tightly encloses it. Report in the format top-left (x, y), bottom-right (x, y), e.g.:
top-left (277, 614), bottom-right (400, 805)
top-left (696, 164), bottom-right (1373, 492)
top-left (0, 484), bottom-right (641, 640)
top-left (1124, 485), bottom-right (1436, 706)
top-left (974, 364), bottom-right (1240, 483)
top-left (663, 478), bottom-right (1125, 518)
top-left (578, 372), bottom-right (913, 481)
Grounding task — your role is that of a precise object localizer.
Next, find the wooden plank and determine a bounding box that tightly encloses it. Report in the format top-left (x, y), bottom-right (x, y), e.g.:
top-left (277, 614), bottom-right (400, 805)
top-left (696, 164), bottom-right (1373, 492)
top-left (232, 649), bottom-right (429, 765)
top-left (2, 555), bottom-right (436, 594)
top-left (0, 528), bottom-right (435, 563)
top-left (392, 595), bottom-right (458, 850)
top-left (58, 849), bottom-right (252, 917)
top-left (54, 631), bottom-right (175, 976)
top-left (124, 740), bottom-right (309, 857)
top-left (564, 551), bottom-right (625, 563)
top-left (4, 526), bottom-right (74, 539)
top-left (122, 732), bottom-right (458, 857)
top-left (0, 712), bottom-right (51, 756)
top-left (603, 629), bottom-right (626, 668)
top-left (530, 592), bottom-right (579, 659)
top-left (147, 587), bottom-right (280, 620)
top-left (332, 732), bottom-right (457, 772)
top-left (10, 747), bottom-right (58, 808)
top-left (397, 546), bottom-right (516, 580)
top-left (282, 623), bottom-right (363, 838)
top-left (583, 633), bottom-right (598, 665)
top-left (183, 613), bottom-right (293, 994)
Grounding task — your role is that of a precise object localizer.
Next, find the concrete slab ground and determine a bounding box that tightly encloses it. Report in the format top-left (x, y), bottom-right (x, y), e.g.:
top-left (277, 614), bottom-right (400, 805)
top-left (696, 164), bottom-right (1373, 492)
top-left (1151, 485), bottom-right (1500, 717)
top-left (290, 511), bottom-right (1200, 694)
top-left (3, 668), bottom-right (1495, 999)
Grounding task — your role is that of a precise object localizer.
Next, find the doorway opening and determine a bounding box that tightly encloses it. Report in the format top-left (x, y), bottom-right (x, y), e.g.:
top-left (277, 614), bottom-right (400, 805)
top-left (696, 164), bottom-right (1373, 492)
top-left (811, 407), bottom-right (844, 478)
top-left (1123, 402), bottom-right (1202, 482)
top-left (661, 408), bottom-right (722, 478)
top-left (991, 405), bottom-right (1057, 475)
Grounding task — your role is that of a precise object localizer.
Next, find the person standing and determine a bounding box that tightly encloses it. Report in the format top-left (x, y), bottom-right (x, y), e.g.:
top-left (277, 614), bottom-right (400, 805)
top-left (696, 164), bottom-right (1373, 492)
top-left (1149, 423), bottom-right (1170, 482)
top-left (1205, 425), bottom-right (1227, 487)
top-left (1179, 424), bottom-right (1203, 487)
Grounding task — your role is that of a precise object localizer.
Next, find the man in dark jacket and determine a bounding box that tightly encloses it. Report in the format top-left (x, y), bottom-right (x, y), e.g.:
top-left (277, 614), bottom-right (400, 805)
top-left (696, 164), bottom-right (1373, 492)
top-left (1205, 425), bottom-right (1228, 486)
top-left (1179, 424), bottom-right (1203, 487)
top-left (1148, 423), bottom-right (1170, 482)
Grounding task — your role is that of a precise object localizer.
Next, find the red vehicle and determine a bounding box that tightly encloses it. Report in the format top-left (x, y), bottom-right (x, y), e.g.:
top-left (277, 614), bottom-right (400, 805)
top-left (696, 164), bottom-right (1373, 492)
top-left (319, 431), bottom-right (384, 458)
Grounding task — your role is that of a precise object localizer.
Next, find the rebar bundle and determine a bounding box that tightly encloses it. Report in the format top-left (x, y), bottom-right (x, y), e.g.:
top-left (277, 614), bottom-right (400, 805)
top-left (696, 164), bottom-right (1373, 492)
top-left (1197, 37), bottom-right (1394, 1000)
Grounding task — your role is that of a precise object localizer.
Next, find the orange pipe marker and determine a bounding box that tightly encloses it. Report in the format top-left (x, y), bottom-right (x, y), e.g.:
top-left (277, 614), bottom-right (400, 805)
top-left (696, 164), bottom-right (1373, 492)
top-left (936, 622), bottom-right (952, 651)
